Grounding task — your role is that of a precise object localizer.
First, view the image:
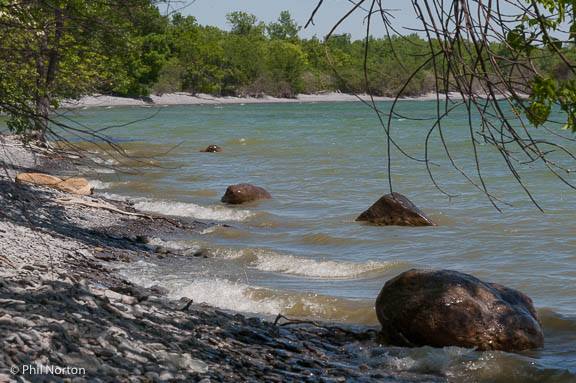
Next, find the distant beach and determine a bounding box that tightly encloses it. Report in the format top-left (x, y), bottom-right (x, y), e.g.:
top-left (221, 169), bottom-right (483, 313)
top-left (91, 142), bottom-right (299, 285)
top-left (59, 91), bottom-right (475, 109)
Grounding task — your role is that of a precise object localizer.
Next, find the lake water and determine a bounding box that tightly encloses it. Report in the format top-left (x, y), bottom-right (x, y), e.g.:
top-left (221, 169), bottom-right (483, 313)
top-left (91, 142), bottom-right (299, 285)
top-left (60, 101), bottom-right (575, 382)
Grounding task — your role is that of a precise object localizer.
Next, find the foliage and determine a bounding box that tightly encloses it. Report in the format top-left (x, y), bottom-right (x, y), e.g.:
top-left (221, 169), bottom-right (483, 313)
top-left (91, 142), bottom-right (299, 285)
top-left (4, 3), bottom-right (576, 140)
top-left (267, 10), bottom-right (300, 41)
top-left (0, 0), bottom-right (168, 140)
top-left (504, 0), bottom-right (576, 132)
top-left (226, 11), bottom-right (264, 37)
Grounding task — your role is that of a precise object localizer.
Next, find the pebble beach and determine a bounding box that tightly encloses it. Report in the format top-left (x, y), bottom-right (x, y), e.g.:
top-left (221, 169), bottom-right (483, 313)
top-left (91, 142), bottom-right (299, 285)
top-left (0, 135), bottom-right (441, 382)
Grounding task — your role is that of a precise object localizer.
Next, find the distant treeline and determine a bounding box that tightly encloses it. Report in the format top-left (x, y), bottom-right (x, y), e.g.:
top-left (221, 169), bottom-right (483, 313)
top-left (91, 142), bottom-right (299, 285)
top-left (2, 3), bottom-right (574, 112)
top-left (152, 11), bottom-right (437, 98)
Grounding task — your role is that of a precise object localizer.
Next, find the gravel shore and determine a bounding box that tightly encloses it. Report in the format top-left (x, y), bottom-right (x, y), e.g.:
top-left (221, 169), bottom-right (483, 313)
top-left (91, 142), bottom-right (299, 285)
top-left (57, 92), bottom-right (527, 109)
top-left (59, 92), bottom-right (470, 109)
top-left (0, 136), bottom-right (443, 382)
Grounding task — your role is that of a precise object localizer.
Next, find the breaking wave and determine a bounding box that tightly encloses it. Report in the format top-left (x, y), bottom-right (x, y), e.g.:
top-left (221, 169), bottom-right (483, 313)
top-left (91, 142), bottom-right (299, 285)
top-left (133, 199), bottom-right (254, 222)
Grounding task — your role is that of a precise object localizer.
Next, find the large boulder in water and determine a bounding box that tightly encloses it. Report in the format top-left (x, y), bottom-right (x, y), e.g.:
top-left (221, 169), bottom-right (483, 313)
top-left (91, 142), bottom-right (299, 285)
top-left (375, 269), bottom-right (544, 352)
top-left (356, 192), bottom-right (435, 226)
top-left (221, 183), bottom-right (271, 204)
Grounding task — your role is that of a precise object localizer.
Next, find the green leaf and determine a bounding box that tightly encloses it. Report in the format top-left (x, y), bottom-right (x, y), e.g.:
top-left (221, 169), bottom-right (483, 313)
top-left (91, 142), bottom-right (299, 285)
top-left (527, 101), bottom-right (551, 126)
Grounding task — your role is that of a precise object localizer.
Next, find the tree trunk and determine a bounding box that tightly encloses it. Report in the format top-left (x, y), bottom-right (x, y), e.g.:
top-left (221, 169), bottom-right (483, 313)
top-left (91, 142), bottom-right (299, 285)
top-left (31, 96), bottom-right (50, 142)
top-left (31, 6), bottom-right (64, 143)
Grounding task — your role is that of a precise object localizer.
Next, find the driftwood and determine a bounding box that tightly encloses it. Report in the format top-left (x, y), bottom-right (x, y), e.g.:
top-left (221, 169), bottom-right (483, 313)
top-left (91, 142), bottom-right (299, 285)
top-left (273, 314), bottom-right (377, 341)
top-left (55, 197), bottom-right (152, 219)
top-left (54, 196), bottom-right (192, 229)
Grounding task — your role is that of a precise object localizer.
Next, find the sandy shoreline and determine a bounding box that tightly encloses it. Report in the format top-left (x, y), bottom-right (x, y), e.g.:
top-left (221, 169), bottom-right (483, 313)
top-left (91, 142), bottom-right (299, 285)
top-left (0, 135), bottom-right (441, 382)
top-left (59, 91), bottom-right (467, 109)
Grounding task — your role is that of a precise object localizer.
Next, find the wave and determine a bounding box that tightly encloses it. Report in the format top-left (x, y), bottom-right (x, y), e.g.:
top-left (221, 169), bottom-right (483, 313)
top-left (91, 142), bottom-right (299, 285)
top-left (214, 247), bottom-right (403, 279)
top-left (171, 278), bottom-right (284, 315)
top-left (90, 156), bottom-right (119, 166)
top-left (91, 167), bottom-right (116, 174)
top-left (147, 237), bottom-right (203, 252)
top-left (133, 199), bottom-right (254, 222)
top-left (88, 179), bottom-right (112, 190)
top-left (120, 266), bottom-right (377, 324)
top-left (96, 194), bottom-right (251, 223)
top-left (199, 226), bottom-right (218, 235)
top-left (539, 308), bottom-right (576, 332)
top-left (300, 232), bottom-right (367, 246)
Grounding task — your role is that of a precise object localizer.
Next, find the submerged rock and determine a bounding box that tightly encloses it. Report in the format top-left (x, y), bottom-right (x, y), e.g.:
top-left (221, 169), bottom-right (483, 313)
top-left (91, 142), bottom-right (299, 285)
top-left (201, 144), bottom-right (223, 153)
top-left (221, 183), bottom-right (271, 204)
top-left (356, 192), bottom-right (435, 226)
top-left (375, 269), bottom-right (544, 352)
top-left (15, 173), bottom-right (92, 195)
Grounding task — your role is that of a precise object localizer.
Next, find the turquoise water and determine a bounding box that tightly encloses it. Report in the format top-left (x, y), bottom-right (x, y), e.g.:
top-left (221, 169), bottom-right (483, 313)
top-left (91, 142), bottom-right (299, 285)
top-left (57, 101), bottom-right (575, 381)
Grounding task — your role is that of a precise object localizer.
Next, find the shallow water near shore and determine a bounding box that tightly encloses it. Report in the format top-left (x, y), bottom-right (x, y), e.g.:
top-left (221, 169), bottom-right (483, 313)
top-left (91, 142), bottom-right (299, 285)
top-left (40, 101), bottom-right (576, 380)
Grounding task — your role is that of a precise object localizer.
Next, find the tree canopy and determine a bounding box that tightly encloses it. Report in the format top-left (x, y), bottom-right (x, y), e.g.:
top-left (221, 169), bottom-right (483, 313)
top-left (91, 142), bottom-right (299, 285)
top-left (0, 0), bottom-right (167, 141)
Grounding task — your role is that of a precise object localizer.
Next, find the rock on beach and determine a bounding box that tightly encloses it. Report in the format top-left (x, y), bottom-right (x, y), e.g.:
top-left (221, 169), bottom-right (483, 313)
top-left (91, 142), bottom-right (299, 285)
top-left (15, 172), bottom-right (62, 186)
top-left (54, 177), bottom-right (93, 195)
top-left (15, 172), bottom-right (93, 195)
top-left (375, 269), bottom-right (544, 352)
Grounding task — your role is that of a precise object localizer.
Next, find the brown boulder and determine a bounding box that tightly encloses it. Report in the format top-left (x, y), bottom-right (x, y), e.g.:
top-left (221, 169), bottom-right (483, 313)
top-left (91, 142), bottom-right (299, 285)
top-left (356, 192), bottom-right (435, 226)
top-left (221, 183), bottom-right (271, 204)
top-left (54, 177), bottom-right (93, 196)
top-left (15, 172), bottom-right (62, 186)
top-left (201, 145), bottom-right (222, 153)
top-left (375, 269), bottom-right (544, 352)
top-left (15, 173), bottom-right (92, 196)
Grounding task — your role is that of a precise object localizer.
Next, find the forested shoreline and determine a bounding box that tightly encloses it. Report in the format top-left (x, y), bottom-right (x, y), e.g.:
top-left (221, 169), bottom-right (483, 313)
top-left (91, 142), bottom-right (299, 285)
top-left (1, 1), bottom-right (575, 140)
top-left (92, 9), bottom-right (576, 100)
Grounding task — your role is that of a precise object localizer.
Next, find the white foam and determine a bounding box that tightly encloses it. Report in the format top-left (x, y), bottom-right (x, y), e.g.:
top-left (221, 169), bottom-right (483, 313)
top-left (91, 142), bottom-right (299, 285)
top-left (168, 278), bottom-right (283, 315)
top-left (91, 157), bottom-right (119, 166)
top-left (214, 248), bottom-right (398, 279)
top-left (93, 167), bottom-right (116, 174)
top-left (379, 347), bottom-right (478, 377)
top-left (118, 261), bottom-right (281, 315)
top-left (92, 193), bottom-right (252, 222)
top-left (253, 254), bottom-right (396, 279)
top-left (134, 199), bottom-right (253, 222)
top-left (118, 261), bottom-right (378, 322)
top-left (88, 179), bottom-right (112, 190)
top-left (148, 238), bottom-right (202, 252)
top-left (200, 226), bottom-right (218, 235)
